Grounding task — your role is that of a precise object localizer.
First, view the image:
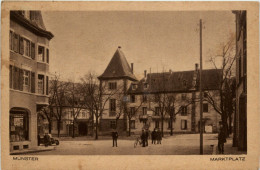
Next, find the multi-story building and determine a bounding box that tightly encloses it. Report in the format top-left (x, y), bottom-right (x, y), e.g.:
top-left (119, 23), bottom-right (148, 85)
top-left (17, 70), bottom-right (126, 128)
top-left (98, 46), bottom-right (137, 134)
top-left (51, 108), bottom-right (91, 137)
top-left (98, 47), bottom-right (222, 135)
top-left (233, 10), bottom-right (247, 151)
top-left (9, 11), bottom-right (53, 153)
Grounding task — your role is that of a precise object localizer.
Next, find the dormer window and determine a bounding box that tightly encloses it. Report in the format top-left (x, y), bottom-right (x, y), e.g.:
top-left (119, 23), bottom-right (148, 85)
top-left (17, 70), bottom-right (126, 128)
top-left (109, 82), bottom-right (117, 90)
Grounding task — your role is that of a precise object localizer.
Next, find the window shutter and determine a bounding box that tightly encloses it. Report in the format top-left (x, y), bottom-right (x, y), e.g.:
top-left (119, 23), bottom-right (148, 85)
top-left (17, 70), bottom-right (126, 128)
top-left (46, 76), bottom-right (49, 95)
top-left (31, 72), bottom-right (35, 93)
top-left (31, 43), bottom-right (35, 59)
top-left (9, 31), bottom-right (13, 50)
top-left (9, 65), bottom-right (13, 88)
top-left (19, 68), bottom-right (23, 91)
top-left (14, 33), bottom-right (19, 53)
top-left (19, 36), bottom-right (24, 55)
top-left (13, 67), bottom-right (19, 90)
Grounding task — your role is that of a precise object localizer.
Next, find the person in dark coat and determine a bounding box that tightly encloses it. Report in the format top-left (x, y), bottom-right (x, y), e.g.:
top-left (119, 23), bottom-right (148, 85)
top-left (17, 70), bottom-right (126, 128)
top-left (151, 128), bottom-right (157, 144)
top-left (112, 130), bottom-right (118, 147)
top-left (141, 129), bottom-right (146, 147)
top-left (218, 124), bottom-right (226, 154)
top-left (157, 129), bottom-right (162, 144)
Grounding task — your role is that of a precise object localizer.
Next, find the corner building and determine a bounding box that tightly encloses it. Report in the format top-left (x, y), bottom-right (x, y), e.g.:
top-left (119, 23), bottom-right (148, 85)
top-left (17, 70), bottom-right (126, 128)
top-left (9, 11), bottom-right (53, 153)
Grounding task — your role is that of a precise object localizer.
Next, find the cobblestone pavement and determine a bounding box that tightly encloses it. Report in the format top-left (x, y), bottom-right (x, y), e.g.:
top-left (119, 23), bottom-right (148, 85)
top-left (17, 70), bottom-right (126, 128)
top-left (27, 134), bottom-right (242, 155)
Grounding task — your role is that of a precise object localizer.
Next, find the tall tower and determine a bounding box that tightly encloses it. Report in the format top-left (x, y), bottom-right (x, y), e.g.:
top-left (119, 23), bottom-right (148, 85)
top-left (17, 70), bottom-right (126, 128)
top-left (98, 46), bottom-right (137, 134)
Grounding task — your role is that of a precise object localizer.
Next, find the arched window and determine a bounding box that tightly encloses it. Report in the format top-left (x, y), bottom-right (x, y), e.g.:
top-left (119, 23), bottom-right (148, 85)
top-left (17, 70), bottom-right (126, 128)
top-left (10, 108), bottom-right (29, 142)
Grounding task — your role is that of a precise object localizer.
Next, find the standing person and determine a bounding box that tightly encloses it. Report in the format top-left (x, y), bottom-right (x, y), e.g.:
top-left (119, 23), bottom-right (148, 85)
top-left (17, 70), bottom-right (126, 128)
top-left (151, 128), bottom-right (156, 144)
top-left (218, 124), bottom-right (226, 154)
top-left (145, 129), bottom-right (149, 146)
top-left (112, 130), bottom-right (118, 147)
top-left (141, 129), bottom-right (146, 147)
top-left (157, 129), bottom-right (162, 144)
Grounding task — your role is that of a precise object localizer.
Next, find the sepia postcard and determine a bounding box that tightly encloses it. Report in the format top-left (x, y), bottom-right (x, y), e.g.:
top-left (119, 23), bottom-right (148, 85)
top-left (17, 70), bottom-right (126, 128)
top-left (1, 1), bottom-right (259, 170)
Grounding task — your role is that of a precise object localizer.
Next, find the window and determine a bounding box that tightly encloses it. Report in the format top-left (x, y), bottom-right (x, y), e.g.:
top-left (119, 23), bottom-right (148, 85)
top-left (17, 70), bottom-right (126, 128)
top-left (38, 46), bottom-right (45, 62)
top-left (130, 120), bottom-right (135, 129)
top-left (155, 107), bottom-right (160, 116)
top-left (181, 93), bottom-right (186, 100)
top-left (23, 38), bottom-right (30, 57)
top-left (142, 107), bottom-right (147, 115)
top-left (9, 65), bottom-right (13, 88)
top-left (82, 112), bottom-right (86, 118)
top-left (10, 109), bottom-right (29, 142)
top-left (181, 106), bottom-right (187, 116)
top-left (204, 92), bottom-right (208, 98)
top-left (109, 82), bottom-right (117, 90)
top-left (110, 121), bottom-right (116, 129)
top-left (155, 121), bottom-right (160, 128)
top-left (46, 49), bottom-right (49, 63)
top-left (23, 70), bottom-right (30, 92)
top-left (38, 75), bottom-right (44, 94)
top-left (130, 107), bottom-right (135, 116)
top-left (203, 103), bottom-right (208, 112)
top-left (109, 99), bottom-right (116, 116)
top-left (183, 80), bottom-right (187, 86)
top-left (130, 95), bottom-right (135, 103)
top-left (181, 120), bottom-right (187, 130)
top-left (143, 95), bottom-right (147, 102)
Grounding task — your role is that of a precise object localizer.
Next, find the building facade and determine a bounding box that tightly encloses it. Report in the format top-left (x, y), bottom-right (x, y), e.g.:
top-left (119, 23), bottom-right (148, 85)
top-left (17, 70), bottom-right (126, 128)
top-left (98, 47), bottom-right (222, 135)
top-left (233, 11), bottom-right (247, 151)
top-left (9, 11), bottom-right (53, 153)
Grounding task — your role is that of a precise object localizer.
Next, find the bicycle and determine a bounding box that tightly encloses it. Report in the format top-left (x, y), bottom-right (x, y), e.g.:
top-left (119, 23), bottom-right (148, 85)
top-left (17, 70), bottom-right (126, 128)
top-left (134, 137), bottom-right (142, 148)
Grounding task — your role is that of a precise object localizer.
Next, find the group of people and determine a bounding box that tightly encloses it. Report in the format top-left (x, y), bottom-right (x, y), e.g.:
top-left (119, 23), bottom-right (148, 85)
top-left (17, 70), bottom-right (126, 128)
top-left (141, 128), bottom-right (162, 147)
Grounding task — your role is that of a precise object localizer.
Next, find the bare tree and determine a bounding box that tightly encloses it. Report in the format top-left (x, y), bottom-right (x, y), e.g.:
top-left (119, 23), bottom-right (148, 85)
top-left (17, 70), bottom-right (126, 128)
top-left (49, 74), bottom-right (69, 137)
top-left (205, 34), bottom-right (236, 135)
top-left (81, 72), bottom-right (121, 140)
top-left (66, 82), bottom-right (86, 138)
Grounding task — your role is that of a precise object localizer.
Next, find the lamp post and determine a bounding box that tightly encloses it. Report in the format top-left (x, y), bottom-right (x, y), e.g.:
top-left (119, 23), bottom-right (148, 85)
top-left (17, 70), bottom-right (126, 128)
top-left (199, 19), bottom-right (203, 155)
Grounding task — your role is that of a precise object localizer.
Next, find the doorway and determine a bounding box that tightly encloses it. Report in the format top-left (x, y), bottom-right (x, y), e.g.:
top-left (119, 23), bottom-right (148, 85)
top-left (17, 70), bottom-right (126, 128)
top-left (78, 122), bottom-right (88, 136)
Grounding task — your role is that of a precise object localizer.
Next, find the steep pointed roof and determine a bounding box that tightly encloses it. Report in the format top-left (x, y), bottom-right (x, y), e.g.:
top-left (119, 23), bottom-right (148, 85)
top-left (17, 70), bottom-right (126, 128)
top-left (98, 47), bottom-right (137, 81)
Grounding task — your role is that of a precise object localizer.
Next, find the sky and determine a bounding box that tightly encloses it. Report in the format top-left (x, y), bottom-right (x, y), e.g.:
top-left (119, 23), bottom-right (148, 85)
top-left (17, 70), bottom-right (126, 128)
top-left (42, 11), bottom-right (235, 81)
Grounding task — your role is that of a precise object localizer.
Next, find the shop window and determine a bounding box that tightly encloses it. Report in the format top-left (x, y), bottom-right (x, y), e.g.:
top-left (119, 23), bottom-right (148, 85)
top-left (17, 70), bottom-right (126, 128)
top-left (38, 74), bottom-right (44, 94)
top-left (181, 120), bottom-right (187, 130)
top-left (38, 46), bottom-right (45, 62)
top-left (10, 109), bottom-right (29, 142)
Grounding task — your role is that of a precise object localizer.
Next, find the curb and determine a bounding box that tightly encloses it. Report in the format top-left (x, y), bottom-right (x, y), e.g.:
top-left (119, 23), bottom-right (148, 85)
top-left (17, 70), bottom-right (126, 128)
top-left (10, 147), bottom-right (55, 155)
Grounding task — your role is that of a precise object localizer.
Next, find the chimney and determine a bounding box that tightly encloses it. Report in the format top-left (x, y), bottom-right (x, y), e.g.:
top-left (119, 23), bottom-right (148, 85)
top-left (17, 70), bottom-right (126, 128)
top-left (144, 70), bottom-right (147, 78)
top-left (131, 63), bottom-right (134, 73)
top-left (169, 69), bottom-right (172, 74)
top-left (118, 46), bottom-right (121, 49)
top-left (195, 63), bottom-right (199, 71)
